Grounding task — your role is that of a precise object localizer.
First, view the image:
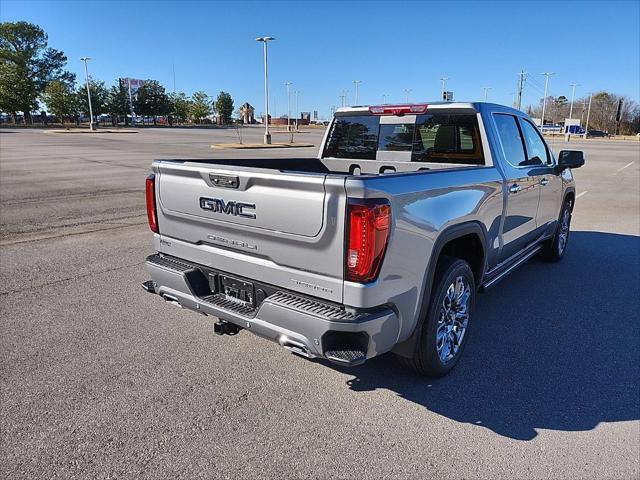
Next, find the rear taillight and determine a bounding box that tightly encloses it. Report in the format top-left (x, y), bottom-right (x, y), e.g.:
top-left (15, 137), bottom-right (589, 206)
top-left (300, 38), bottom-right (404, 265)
top-left (145, 174), bottom-right (158, 233)
top-left (346, 200), bottom-right (391, 283)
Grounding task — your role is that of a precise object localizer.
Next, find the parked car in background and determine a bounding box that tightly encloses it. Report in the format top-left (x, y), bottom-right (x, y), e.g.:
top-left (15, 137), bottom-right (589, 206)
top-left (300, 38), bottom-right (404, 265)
top-left (587, 129), bottom-right (609, 138)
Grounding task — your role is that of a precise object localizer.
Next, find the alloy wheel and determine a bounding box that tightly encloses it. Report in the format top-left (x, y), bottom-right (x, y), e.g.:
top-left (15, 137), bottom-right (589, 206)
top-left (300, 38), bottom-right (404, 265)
top-left (436, 275), bottom-right (471, 363)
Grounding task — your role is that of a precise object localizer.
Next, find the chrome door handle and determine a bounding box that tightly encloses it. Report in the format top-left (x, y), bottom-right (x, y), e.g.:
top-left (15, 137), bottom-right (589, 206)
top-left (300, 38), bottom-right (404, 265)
top-left (540, 178), bottom-right (549, 186)
top-left (509, 184), bottom-right (521, 194)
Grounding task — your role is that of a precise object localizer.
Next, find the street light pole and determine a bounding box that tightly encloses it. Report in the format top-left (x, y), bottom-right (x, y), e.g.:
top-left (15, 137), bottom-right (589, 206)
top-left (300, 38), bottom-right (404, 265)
top-left (295, 90), bottom-right (300, 130)
top-left (80, 57), bottom-right (95, 130)
top-left (256, 36), bottom-right (275, 144)
top-left (285, 81), bottom-right (292, 133)
top-left (482, 87), bottom-right (491, 101)
top-left (382, 94), bottom-right (388, 104)
top-left (353, 80), bottom-right (361, 105)
top-left (404, 88), bottom-right (412, 103)
top-left (540, 72), bottom-right (555, 129)
top-left (569, 83), bottom-right (579, 119)
top-left (440, 76), bottom-right (449, 100)
top-left (584, 92), bottom-right (593, 138)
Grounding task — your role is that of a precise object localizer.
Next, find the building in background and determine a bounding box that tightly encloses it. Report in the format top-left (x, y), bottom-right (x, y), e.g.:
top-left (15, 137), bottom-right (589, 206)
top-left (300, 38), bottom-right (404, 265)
top-left (239, 103), bottom-right (255, 124)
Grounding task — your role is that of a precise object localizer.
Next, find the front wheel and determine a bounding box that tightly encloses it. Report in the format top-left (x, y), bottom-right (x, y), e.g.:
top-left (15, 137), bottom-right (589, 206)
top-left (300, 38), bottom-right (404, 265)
top-left (541, 198), bottom-right (573, 262)
top-left (396, 256), bottom-right (475, 377)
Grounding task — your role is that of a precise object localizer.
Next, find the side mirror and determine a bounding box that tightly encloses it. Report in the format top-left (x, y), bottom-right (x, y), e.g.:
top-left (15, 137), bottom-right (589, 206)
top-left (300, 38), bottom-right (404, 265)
top-left (557, 150), bottom-right (585, 171)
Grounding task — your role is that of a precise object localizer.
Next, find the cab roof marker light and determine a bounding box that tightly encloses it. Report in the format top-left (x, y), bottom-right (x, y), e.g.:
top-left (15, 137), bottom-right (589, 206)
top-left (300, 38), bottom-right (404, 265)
top-left (368, 104), bottom-right (428, 116)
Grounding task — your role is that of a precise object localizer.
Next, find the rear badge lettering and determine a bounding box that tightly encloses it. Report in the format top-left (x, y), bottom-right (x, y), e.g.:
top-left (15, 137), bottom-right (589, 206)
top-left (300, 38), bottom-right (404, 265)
top-left (207, 234), bottom-right (257, 250)
top-left (200, 197), bottom-right (256, 219)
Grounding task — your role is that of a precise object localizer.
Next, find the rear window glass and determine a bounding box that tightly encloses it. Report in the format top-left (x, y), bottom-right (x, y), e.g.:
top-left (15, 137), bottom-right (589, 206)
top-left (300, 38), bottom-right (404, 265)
top-left (322, 115), bottom-right (379, 160)
top-left (323, 113), bottom-right (483, 165)
top-left (378, 123), bottom-right (415, 151)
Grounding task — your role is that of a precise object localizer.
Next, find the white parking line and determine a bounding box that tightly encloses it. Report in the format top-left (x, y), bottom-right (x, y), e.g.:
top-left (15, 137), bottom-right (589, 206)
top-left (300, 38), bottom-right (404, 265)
top-left (615, 161), bottom-right (634, 173)
top-left (576, 191), bottom-right (588, 199)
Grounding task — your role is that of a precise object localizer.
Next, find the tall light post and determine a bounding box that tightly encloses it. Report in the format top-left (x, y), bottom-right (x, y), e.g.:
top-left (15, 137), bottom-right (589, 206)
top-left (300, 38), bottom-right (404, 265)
top-left (340, 90), bottom-right (346, 107)
top-left (584, 92), bottom-right (593, 137)
top-left (440, 76), bottom-right (449, 100)
top-left (382, 94), bottom-right (388, 104)
top-left (256, 36), bottom-right (275, 144)
top-left (482, 86), bottom-right (492, 101)
top-left (404, 88), bottom-right (412, 103)
top-left (353, 80), bottom-right (361, 105)
top-left (540, 72), bottom-right (555, 129)
top-left (285, 81), bottom-right (292, 132)
top-left (80, 57), bottom-right (95, 130)
top-left (569, 83), bottom-right (580, 119)
top-left (295, 90), bottom-right (300, 130)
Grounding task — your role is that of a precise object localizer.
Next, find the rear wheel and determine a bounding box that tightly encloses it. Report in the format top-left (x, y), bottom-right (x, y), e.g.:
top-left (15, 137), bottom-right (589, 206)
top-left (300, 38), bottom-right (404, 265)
top-left (541, 198), bottom-right (572, 262)
top-left (396, 256), bottom-right (475, 377)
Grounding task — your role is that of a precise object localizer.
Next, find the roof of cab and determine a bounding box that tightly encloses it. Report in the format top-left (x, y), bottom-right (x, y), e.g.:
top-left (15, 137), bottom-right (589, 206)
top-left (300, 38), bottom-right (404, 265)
top-left (334, 102), bottom-right (523, 116)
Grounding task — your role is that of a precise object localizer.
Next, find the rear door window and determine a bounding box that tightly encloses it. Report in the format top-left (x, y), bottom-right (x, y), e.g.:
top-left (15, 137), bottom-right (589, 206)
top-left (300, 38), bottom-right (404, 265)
top-left (411, 114), bottom-right (483, 164)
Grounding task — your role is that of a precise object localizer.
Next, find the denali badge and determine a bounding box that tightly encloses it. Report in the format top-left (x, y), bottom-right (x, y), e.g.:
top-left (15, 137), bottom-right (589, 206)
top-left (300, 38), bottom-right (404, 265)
top-left (200, 197), bottom-right (256, 219)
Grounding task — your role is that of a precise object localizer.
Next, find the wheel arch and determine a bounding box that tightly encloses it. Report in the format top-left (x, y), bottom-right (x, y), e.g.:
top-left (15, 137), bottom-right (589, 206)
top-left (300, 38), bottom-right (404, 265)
top-left (392, 221), bottom-right (487, 358)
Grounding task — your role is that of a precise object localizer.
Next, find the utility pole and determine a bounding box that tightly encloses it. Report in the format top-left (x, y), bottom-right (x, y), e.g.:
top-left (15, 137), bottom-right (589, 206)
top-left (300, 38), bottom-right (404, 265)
top-left (515, 70), bottom-right (526, 110)
top-left (568, 83), bottom-right (579, 119)
top-left (440, 77), bottom-right (449, 100)
top-left (256, 36), bottom-right (275, 144)
top-left (584, 92), bottom-right (593, 137)
top-left (353, 80), bottom-right (361, 105)
top-left (80, 57), bottom-right (95, 130)
top-left (482, 87), bottom-right (492, 101)
top-left (404, 88), bottom-right (412, 103)
top-left (540, 72), bottom-right (556, 129)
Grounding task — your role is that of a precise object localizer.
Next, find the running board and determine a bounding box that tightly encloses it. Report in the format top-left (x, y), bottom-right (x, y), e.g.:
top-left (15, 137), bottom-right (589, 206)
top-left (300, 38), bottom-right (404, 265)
top-left (481, 245), bottom-right (542, 291)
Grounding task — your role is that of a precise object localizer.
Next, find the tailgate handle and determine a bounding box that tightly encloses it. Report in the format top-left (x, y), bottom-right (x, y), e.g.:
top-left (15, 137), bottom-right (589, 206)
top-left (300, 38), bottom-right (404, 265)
top-left (209, 174), bottom-right (239, 189)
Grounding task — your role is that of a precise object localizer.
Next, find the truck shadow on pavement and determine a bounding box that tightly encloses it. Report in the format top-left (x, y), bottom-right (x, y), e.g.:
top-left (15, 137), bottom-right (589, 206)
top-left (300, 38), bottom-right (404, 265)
top-left (338, 231), bottom-right (640, 441)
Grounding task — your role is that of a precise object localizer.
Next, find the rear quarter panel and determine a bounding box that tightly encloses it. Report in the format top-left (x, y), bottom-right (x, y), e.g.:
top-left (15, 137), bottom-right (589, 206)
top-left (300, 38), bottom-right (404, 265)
top-left (344, 166), bottom-right (504, 343)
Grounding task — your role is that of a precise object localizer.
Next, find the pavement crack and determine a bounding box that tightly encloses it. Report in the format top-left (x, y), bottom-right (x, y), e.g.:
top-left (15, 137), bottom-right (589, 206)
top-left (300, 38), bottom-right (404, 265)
top-left (0, 221), bottom-right (146, 246)
top-left (0, 261), bottom-right (146, 296)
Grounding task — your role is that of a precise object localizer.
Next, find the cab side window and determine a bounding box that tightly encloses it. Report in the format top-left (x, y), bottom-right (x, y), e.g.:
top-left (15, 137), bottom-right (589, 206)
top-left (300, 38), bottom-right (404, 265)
top-left (519, 118), bottom-right (550, 165)
top-left (493, 114), bottom-right (526, 167)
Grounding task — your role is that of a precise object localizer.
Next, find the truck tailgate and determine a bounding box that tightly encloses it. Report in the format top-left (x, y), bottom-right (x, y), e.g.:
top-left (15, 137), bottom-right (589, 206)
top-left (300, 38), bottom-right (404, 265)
top-left (153, 160), bottom-right (347, 303)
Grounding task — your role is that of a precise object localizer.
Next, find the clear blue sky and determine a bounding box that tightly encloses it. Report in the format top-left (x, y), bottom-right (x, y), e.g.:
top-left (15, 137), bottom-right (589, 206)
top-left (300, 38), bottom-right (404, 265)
top-left (3, 0), bottom-right (639, 118)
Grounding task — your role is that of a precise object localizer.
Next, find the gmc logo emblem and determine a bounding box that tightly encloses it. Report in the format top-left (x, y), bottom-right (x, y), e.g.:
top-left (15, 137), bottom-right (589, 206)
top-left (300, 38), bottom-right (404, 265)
top-left (199, 197), bottom-right (256, 219)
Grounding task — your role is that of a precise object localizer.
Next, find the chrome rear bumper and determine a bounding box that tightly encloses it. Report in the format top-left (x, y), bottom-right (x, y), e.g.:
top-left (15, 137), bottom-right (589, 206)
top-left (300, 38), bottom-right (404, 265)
top-left (144, 254), bottom-right (400, 366)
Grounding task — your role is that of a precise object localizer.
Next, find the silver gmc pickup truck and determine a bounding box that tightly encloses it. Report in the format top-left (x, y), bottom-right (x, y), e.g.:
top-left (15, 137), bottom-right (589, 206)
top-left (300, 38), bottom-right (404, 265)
top-left (142, 102), bottom-right (584, 376)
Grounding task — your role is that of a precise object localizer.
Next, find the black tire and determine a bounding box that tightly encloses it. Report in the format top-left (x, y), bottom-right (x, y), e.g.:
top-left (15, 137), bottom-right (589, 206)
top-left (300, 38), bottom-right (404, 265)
top-left (540, 198), bottom-right (573, 262)
top-left (396, 256), bottom-right (476, 377)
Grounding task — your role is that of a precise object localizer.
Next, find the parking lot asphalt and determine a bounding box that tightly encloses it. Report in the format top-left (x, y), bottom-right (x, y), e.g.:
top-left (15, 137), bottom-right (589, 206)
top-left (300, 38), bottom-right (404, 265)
top-left (1, 127), bottom-right (638, 479)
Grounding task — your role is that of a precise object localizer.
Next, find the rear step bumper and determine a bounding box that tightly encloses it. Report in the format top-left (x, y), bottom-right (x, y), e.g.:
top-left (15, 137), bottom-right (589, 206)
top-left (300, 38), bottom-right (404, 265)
top-left (144, 254), bottom-right (400, 366)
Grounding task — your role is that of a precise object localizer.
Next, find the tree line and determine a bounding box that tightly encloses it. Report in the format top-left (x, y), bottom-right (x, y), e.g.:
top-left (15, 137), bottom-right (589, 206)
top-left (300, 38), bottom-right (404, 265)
top-left (41, 78), bottom-right (235, 126)
top-left (0, 21), bottom-right (235, 126)
top-left (527, 92), bottom-right (639, 135)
